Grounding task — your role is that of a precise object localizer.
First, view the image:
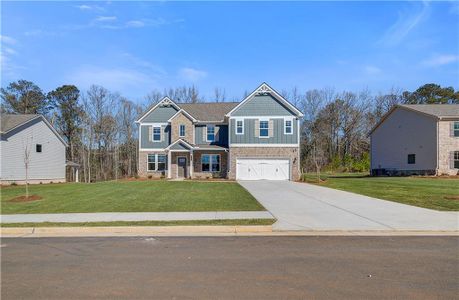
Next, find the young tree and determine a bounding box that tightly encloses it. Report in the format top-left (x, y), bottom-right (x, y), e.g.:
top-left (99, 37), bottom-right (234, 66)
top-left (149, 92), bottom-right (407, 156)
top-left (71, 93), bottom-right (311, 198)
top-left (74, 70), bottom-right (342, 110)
top-left (1, 80), bottom-right (51, 114)
top-left (22, 136), bottom-right (33, 198)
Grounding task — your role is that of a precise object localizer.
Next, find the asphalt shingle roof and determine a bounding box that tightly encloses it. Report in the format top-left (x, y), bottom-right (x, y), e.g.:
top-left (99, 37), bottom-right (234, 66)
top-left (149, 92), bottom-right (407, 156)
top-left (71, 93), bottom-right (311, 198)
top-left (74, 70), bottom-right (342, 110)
top-left (400, 104), bottom-right (459, 118)
top-left (179, 102), bottom-right (239, 122)
top-left (0, 114), bottom-right (40, 133)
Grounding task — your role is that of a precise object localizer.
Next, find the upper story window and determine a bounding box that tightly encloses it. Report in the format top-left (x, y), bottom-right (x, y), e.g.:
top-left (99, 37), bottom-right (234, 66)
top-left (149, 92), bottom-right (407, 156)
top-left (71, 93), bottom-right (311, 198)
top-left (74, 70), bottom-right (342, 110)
top-left (284, 119), bottom-right (293, 134)
top-left (36, 144), bottom-right (42, 153)
top-left (259, 121), bottom-right (269, 137)
top-left (454, 122), bottom-right (459, 137)
top-left (153, 127), bottom-right (161, 141)
top-left (207, 125), bottom-right (215, 142)
top-left (236, 120), bottom-right (244, 135)
top-left (179, 124), bottom-right (186, 137)
top-left (407, 154), bottom-right (416, 164)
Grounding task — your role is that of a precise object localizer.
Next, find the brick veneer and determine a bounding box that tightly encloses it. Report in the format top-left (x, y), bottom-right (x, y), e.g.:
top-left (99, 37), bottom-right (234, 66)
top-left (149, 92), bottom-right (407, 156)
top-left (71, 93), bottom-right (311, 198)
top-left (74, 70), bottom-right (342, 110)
top-left (170, 112), bottom-right (194, 144)
top-left (228, 147), bottom-right (300, 180)
top-left (192, 150), bottom-right (228, 179)
top-left (437, 120), bottom-right (459, 175)
top-left (138, 151), bottom-right (167, 178)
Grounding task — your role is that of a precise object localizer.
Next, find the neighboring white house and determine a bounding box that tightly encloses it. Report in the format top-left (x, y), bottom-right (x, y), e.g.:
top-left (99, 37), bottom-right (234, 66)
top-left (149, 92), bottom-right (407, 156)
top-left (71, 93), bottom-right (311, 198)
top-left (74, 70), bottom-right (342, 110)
top-left (369, 104), bottom-right (459, 176)
top-left (0, 114), bottom-right (68, 184)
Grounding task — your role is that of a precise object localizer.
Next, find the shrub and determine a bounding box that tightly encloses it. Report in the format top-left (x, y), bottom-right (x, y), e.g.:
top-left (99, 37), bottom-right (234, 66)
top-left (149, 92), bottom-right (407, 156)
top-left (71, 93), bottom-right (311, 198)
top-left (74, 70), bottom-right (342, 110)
top-left (11, 182), bottom-right (17, 186)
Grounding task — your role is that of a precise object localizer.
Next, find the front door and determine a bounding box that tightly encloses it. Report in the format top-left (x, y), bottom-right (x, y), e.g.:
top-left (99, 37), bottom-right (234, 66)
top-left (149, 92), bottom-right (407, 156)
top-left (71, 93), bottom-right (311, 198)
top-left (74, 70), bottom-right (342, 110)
top-left (177, 157), bottom-right (187, 178)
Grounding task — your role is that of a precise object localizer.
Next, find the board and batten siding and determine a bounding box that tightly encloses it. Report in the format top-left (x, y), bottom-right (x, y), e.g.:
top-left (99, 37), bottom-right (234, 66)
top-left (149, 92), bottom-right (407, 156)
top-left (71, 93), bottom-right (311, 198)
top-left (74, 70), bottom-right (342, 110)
top-left (0, 118), bottom-right (66, 181)
top-left (195, 125), bottom-right (228, 146)
top-left (140, 124), bottom-right (170, 149)
top-left (370, 107), bottom-right (437, 171)
top-left (229, 118), bottom-right (298, 144)
top-left (231, 95), bottom-right (296, 116)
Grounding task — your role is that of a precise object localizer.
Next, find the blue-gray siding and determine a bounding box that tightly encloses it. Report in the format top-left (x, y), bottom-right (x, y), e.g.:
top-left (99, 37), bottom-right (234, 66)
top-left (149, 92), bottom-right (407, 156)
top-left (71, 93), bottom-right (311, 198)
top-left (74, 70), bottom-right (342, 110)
top-left (232, 95), bottom-right (295, 116)
top-left (195, 125), bottom-right (228, 146)
top-left (230, 118), bottom-right (298, 144)
top-left (142, 106), bottom-right (178, 122)
top-left (140, 125), bottom-right (170, 149)
top-left (170, 141), bottom-right (191, 150)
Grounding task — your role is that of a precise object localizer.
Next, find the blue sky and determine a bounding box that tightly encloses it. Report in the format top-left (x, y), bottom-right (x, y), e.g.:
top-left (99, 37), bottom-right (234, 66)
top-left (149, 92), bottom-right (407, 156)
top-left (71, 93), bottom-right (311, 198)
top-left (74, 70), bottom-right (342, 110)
top-left (1, 1), bottom-right (458, 102)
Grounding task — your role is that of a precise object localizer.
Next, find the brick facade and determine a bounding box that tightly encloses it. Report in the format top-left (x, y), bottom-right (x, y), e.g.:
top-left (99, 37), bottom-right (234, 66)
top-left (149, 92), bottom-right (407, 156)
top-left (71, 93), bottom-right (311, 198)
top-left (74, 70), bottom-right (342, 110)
top-left (192, 151), bottom-right (228, 179)
top-left (437, 120), bottom-right (459, 175)
top-left (228, 147), bottom-right (300, 181)
top-left (170, 152), bottom-right (191, 178)
top-left (170, 112), bottom-right (194, 145)
top-left (138, 151), bottom-right (167, 178)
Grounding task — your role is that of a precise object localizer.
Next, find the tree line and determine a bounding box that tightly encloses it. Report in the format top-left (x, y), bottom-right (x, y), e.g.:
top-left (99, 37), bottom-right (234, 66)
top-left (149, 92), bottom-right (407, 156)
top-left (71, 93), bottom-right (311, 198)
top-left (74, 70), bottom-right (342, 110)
top-left (1, 80), bottom-right (458, 182)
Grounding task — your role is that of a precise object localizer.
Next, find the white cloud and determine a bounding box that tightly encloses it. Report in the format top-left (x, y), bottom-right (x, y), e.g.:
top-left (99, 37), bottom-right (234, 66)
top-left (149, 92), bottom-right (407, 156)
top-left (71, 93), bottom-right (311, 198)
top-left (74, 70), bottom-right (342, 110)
top-left (0, 35), bottom-right (17, 45)
top-left (95, 16), bottom-right (117, 22)
top-left (24, 29), bottom-right (61, 37)
top-left (422, 54), bottom-right (459, 67)
top-left (377, 1), bottom-right (429, 47)
top-left (3, 47), bottom-right (17, 55)
top-left (178, 68), bottom-right (207, 82)
top-left (364, 65), bottom-right (382, 75)
top-left (75, 4), bottom-right (105, 12)
top-left (126, 20), bottom-right (145, 28)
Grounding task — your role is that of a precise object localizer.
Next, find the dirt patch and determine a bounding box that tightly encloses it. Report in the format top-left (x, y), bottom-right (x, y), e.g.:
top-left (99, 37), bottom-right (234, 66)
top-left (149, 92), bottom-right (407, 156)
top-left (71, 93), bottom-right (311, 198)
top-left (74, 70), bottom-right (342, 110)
top-left (444, 195), bottom-right (459, 201)
top-left (9, 195), bottom-right (43, 203)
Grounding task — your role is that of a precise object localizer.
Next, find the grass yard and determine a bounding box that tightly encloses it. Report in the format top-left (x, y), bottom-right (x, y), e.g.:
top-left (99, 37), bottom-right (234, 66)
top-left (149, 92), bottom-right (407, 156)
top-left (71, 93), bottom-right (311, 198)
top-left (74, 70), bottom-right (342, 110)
top-left (302, 173), bottom-right (459, 211)
top-left (1, 180), bottom-right (265, 214)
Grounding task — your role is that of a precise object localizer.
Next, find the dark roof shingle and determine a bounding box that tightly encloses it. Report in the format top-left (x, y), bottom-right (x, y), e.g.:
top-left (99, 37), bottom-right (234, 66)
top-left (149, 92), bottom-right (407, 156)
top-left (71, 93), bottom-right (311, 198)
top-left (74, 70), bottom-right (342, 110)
top-left (400, 104), bottom-right (459, 117)
top-left (0, 114), bottom-right (40, 133)
top-left (180, 102), bottom-right (238, 122)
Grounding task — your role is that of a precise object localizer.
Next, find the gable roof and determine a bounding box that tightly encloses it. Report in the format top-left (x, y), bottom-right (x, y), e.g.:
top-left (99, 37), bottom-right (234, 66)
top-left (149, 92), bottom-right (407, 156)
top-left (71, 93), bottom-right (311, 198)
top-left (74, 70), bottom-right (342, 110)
top-left (180, 102), bottom-right (238, 122)
top-left (369, 104), bottom-right (459, 135)
top-left (0, 113), bottom-right (68, 146)
top-left (226, 82), bottom-right (304, 117)
top-left (136, 97), bottom-right (180, 123)
top-left (165, 138), bottom-right (194, 151)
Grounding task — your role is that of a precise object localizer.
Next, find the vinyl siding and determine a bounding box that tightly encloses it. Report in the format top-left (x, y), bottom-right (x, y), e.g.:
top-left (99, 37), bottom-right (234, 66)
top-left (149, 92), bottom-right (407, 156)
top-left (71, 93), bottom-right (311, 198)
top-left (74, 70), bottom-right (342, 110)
top-left (170, 141), bottom-right (191, 150)
top-left (230, 118), bottom-right (298, 144)
top-left (0, 118), bottom-right (66, 181)
top-left (232, 95), bottom-right (296, 116)
top-left (142, 106), bottom-right (178, 122)
top-left (195, 125), bottom-right (228, 146)
top-left (140, 125), bottom-right (170, 149)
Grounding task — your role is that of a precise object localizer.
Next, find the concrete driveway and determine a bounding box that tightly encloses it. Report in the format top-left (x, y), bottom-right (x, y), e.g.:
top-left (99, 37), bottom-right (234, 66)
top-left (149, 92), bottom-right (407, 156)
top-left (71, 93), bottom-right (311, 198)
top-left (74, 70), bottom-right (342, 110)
top-left (239, 181), bottom-right (459, 231)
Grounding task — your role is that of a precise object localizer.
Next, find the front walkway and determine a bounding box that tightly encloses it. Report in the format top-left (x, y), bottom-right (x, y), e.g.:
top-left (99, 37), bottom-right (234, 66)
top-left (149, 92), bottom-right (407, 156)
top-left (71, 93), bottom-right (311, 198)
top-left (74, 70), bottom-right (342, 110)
top-left (1, 211), bottom-right (273, 223)
top-left (239, 181), bottom-right (459, 231)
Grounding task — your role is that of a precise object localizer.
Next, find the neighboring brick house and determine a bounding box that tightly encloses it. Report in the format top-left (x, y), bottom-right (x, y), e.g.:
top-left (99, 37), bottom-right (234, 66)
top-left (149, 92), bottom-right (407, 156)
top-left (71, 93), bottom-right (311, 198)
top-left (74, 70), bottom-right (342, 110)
top-left (136, 83), bottom-right (303, 180)
top-left (369, 104), bottom-right (459, 176)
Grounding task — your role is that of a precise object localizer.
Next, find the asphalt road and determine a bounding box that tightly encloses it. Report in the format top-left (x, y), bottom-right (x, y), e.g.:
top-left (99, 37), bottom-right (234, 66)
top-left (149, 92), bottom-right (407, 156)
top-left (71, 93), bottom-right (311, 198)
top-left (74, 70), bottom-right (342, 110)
top-left (1, 236), bottom-right (458, 299)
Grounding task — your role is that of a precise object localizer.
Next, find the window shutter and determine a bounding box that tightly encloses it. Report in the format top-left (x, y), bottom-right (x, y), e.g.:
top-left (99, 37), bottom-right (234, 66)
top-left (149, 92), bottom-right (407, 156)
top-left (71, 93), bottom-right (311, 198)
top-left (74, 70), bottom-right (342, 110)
top-left (450, 152), bottom-right (455, 169)
top-left (451, 122), bottom-right (455, 137)
top-left (148, 126), bottom-right (152, 142)
top-left (203, 126), bottom-right (207, 142)
top-left (161, 125), bottom-right (166, 142)
top-left (254, 119), bottom-right (259, 138)
top-left (268, 119), bottom-right (274, 137)
top-left (215, 126), bottom-right (220, 142)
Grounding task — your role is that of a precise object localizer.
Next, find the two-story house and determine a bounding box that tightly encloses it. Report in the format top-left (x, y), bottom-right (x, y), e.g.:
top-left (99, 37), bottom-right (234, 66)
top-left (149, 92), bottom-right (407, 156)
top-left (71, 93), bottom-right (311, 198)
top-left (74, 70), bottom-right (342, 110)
top-left (370, 104), bottom-right (459, 176)
top-left (136, 83), bottom-right (303, 180)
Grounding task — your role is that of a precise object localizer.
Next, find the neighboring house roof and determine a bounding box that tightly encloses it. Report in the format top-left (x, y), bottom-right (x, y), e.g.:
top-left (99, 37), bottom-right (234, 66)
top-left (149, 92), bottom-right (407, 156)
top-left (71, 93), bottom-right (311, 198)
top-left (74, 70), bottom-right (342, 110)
top-left (369, 104), bottom-right (459, 135)
top-left (0, 113), bottom-right (68, 146)
top-left (180, 102), bottom-right (238, 122)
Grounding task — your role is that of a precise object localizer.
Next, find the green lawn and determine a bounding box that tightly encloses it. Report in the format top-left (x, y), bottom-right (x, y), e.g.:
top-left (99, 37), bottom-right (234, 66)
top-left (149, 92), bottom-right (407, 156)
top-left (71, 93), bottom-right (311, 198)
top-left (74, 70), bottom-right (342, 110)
top-left (302, 173), bottom-right (459, 211)
top-left (1, 180), bottom-right (265, 214)
top-left (0, 219), bottom-right (275, 227)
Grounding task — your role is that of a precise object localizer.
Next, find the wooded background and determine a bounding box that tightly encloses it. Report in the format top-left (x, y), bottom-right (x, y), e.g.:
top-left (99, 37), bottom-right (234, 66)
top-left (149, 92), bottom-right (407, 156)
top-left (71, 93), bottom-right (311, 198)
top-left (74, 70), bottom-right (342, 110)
top-left (1, 80), bottom-right (458, 182)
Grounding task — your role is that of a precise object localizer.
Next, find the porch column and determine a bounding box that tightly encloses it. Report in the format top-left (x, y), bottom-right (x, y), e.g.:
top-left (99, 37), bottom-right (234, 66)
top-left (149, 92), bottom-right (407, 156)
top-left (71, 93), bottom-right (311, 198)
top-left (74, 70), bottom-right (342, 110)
top-left (167, 152), bottom-right (172, 179)
top-left (190, 151), bottom-right (194, 178)
top-left (75, 168), bottom-right (79, 183)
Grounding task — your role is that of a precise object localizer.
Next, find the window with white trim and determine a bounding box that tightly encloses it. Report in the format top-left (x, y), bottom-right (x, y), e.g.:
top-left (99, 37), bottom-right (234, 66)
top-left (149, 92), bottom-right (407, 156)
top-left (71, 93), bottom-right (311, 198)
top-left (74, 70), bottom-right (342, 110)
top-left (148, 154), bottom-right (167, 171)
top-left (179, 124), bottom-right (186, 137)
top-left (236, 120), bottom-right (244, 135)
top-left (454, 122), bottom-right (459, 137)
top-left (153, 127), bottom-right (161, 141)
top-left (284, 120), bottom-right (292, 134)
top-left (454, 151), bottom-right (459, 169)
top-left (207, 125), bottom-right (215, 142)
top-left (259, 120), bottom-right (269, 137)
top-left (201, 154), bottom-right (220, 172)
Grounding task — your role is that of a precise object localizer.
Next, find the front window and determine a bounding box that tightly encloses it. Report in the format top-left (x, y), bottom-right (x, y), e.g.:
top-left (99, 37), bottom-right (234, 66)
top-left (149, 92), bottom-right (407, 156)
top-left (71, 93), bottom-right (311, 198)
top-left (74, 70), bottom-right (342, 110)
top-left (201, 154), bottom-right (220, 172)
top-left (179, 124), bottom-right (185, 137)
top-left (259, 120), bottom-right (269, 137)
top-left (236, 120), bottom-right (244, 134)
top-left (454, 151), bottom-right (459, 169)
top-left (153, 127), bottom-right (161, 141)
top-left (36, 144), bottom-right (42, 153)
top-left (454, 122), bottom-right (459, 137)
top-left (148, 154), bottom-right (167, 171)
top-left (207, 125), bottom-right (215, 142)
top-left (407, 154), bottom-right (415, 164)
top-left (285, 120), bottom-right (292, 134)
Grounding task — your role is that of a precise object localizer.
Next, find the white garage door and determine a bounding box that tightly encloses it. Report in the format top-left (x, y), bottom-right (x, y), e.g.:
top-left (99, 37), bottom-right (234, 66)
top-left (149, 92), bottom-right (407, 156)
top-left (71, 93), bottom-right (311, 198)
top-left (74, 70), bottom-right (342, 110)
top-left (236, 159), bottom-right (290, 180)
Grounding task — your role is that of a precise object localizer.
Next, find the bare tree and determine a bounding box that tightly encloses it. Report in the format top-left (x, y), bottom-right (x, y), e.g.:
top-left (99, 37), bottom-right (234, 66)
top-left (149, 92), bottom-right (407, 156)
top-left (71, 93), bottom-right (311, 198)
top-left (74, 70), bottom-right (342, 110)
top-left (22, 136), bottom-right (33, 198)
top-left (214, 87), bottom-right (226, 102)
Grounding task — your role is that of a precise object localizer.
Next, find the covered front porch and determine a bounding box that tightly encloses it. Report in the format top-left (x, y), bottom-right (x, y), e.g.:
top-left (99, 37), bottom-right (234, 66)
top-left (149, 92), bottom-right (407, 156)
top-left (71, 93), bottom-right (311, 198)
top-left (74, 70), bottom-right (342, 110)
top-left (166, 139), bottom-right (228, 179)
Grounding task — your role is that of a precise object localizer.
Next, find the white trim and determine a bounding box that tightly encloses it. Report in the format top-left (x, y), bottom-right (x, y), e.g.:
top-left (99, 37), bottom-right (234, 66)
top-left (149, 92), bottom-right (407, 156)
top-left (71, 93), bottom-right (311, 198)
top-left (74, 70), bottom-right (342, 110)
top-left (206, 124), bottom-right (215, 142)
top-left (146, 153), bottom-right (167, 172)
top-left (176, 156), bottom-right (187, 178)
top-left (229, 116), bottom-right (295, 119)
top-left (284, 119), bottom-right (293, 135)
top-left (225, 82), bottom-right (304, 117)
top-left (179, 124), bottom-right (186, 137)
top-left (152, 126), bottom-right (161, 142)
top-left (229, 144), bottom-right (299, 147)
top-left (259, 119), bottom-right (269, 138)
top-left (139, 122), bottom-right (168, 126)
top-left (200, 153), bottom-right (221, 173)
top-left (235, 118), bottom-right (244, 135)
top-left (167, 109), bottom-right (197, 123)
top-left (136, 97), bottom-right (180, 123)
top-left (165, 138), bottom-right (194, 151)
top-left (139, 148), bottom-right (166, 152)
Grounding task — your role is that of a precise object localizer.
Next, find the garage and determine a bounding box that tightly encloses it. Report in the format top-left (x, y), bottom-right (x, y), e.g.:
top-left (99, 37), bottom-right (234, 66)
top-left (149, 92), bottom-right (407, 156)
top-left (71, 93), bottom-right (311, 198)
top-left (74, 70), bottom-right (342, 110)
top-left (236, 158), bottom-right (290, 180)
